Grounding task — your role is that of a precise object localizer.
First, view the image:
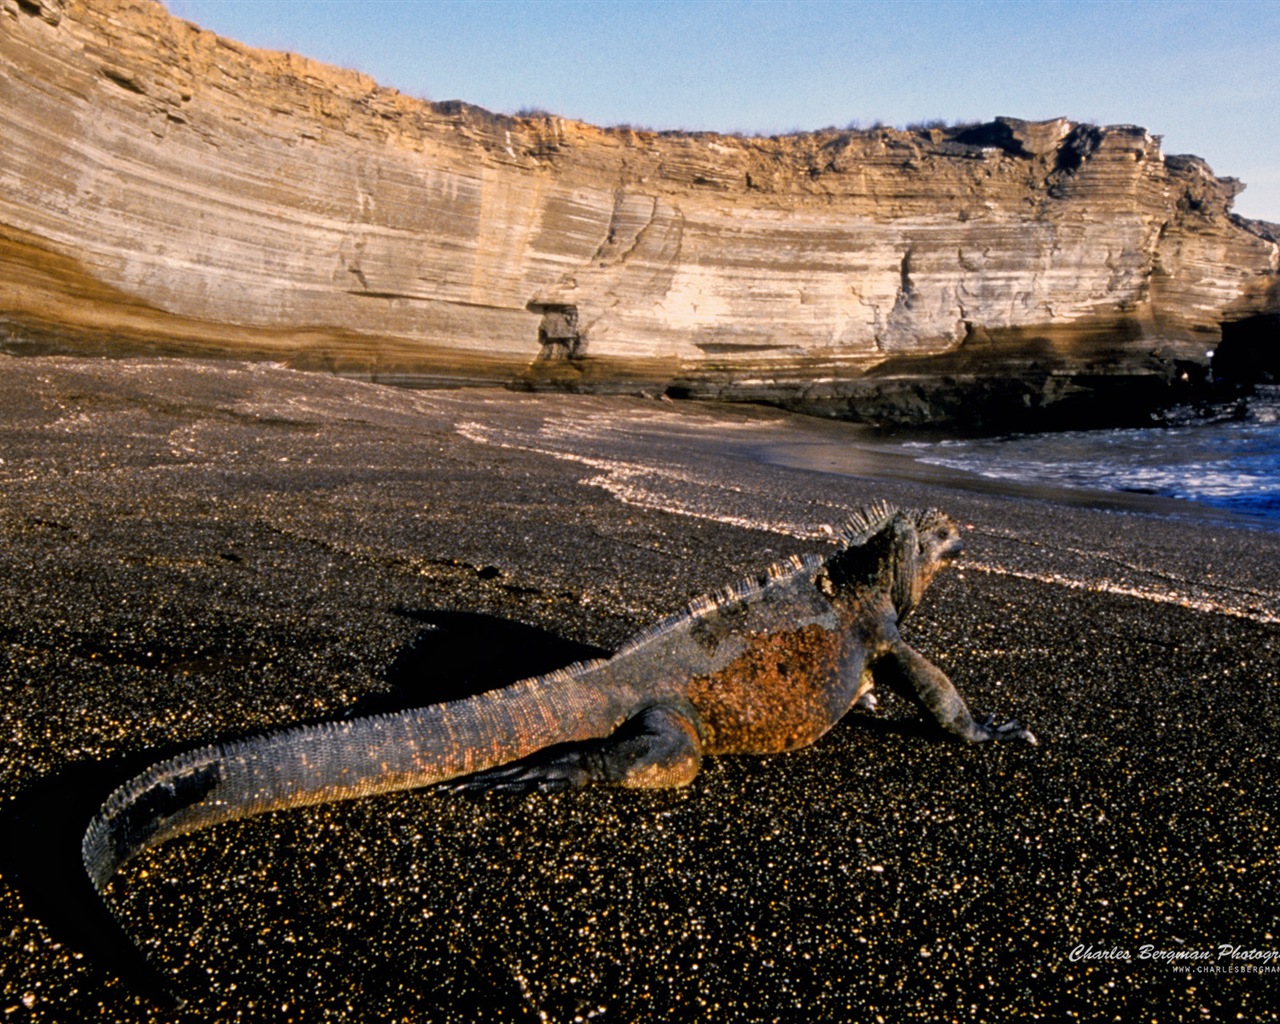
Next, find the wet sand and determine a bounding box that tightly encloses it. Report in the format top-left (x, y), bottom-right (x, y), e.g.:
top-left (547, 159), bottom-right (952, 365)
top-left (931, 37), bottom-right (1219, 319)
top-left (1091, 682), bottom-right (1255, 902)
top-left (1, 356), bottom-right (1277, 1022)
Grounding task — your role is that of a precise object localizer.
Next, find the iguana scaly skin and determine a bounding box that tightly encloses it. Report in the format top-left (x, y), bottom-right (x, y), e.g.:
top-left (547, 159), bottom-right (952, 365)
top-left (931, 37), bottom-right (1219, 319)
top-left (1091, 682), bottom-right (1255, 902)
top-left (82, 502), bottom-right (1034, 990)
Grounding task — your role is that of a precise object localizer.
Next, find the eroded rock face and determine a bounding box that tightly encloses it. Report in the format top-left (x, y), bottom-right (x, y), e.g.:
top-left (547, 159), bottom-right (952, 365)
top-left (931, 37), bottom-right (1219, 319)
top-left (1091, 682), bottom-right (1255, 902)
top-left (1, 0), bottom-right (1277, 427)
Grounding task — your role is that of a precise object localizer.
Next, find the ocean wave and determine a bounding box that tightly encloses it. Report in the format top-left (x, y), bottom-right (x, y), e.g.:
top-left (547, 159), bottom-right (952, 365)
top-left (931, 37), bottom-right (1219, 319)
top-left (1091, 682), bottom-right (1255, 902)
top-left (901, 391), bottom-right (1280, 527)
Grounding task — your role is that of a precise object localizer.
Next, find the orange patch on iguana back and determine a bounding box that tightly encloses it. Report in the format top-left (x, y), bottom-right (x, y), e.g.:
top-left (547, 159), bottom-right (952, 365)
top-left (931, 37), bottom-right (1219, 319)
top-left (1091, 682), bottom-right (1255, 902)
top-left (687, 623), bottom-right (849, 755)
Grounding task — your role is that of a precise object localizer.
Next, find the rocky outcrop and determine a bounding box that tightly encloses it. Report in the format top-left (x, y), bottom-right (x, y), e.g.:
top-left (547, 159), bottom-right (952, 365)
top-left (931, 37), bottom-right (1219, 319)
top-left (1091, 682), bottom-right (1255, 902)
top-left (2, 0), bottom-right (1277, 428)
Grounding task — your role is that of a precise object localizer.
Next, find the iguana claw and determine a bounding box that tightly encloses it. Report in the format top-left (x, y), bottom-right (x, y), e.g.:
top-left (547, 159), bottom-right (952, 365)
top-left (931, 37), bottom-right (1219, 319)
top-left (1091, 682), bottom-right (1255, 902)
top-left (440, 752), bottom-right (594, 795)
top-left (975, 713), bottom-right (1038, 745)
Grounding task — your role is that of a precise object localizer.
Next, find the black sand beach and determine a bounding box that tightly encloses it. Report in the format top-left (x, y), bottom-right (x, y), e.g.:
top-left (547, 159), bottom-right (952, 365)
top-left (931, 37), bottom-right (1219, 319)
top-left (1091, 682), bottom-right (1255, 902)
top-left (1, 356), bottom-right (1277, 1022)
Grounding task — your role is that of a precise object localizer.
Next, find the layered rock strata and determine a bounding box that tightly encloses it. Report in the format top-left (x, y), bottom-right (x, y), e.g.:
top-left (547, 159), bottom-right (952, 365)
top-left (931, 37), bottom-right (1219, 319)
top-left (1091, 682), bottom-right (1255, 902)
top-left (2, 0), bottom-right (1277, 427)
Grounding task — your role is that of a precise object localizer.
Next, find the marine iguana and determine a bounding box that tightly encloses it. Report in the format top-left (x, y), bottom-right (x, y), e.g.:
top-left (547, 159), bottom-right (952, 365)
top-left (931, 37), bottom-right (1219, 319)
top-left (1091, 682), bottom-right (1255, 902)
top-left (81, 501), bottom-right (1034, 992)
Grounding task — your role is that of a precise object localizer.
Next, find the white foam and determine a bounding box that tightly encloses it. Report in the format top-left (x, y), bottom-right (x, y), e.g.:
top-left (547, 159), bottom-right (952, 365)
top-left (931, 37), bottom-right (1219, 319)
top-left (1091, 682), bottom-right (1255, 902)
top-left (455, 421), bottom-right (829, 539)
top-left (960, 559), bottom-right (1280, 625)
top-left (456, 412), bottom-right (1280, 626)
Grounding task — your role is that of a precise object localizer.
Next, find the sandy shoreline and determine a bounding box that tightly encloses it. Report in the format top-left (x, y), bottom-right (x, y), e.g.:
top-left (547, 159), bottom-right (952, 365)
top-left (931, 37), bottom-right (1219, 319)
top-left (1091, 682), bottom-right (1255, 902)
top-left (1, 356), bottom-right (1277, 1022)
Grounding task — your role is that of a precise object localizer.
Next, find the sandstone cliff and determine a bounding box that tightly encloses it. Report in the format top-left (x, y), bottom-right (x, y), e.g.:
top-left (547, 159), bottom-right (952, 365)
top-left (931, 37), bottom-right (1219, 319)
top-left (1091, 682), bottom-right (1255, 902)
top-left (2, 0), bottom-right (1278, 428)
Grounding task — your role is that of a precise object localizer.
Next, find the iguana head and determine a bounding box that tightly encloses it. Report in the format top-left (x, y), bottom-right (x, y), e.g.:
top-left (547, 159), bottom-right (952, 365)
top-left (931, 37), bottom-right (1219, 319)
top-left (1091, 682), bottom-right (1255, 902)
top-left (822, 502), bottom-right (963, 621)
top-left (908, 507), bottom-right (965, 599)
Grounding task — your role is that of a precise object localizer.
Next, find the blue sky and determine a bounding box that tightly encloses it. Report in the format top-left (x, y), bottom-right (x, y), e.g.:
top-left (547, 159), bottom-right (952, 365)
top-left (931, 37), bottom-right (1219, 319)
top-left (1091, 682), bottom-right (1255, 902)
top-left (165, 0), bottom-right (1280, 221)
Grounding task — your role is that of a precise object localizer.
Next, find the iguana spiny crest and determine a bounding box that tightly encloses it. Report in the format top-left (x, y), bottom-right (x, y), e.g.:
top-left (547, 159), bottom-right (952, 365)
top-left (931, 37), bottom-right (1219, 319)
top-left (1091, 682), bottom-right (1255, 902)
top-left (822, 500), bottom-right (963, 619)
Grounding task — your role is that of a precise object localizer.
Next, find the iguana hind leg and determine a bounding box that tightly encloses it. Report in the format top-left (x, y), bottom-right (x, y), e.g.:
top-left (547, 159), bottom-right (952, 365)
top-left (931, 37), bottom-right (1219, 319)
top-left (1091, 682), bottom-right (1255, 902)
top-left (442, 704), bottom-right (704, 794)
top-left (875, 640), bottom-right (1037, 745)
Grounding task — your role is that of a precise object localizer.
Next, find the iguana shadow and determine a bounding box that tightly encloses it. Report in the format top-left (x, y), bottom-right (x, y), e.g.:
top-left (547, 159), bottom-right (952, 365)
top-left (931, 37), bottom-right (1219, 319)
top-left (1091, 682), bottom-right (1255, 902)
top-left (357, 608), bottom-right (611, 713)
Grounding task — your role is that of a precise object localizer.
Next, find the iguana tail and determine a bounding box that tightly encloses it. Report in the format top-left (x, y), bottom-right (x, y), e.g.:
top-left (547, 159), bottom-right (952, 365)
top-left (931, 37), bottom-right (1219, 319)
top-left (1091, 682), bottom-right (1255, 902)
top-left (83, 665), bottom-right (626, 893)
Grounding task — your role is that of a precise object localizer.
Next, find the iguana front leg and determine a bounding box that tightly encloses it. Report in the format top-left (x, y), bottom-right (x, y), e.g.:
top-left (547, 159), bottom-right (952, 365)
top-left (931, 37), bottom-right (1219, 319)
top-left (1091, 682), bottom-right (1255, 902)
top-left (873, 640), bottom-right (1037, 745)
top-left (443, 704), bottom-right (705, 794)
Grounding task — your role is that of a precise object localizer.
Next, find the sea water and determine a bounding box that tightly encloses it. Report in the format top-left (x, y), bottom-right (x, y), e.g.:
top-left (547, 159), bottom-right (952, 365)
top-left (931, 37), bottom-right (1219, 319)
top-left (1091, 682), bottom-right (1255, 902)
top-left (897, 386), bottom-right (1280, 529)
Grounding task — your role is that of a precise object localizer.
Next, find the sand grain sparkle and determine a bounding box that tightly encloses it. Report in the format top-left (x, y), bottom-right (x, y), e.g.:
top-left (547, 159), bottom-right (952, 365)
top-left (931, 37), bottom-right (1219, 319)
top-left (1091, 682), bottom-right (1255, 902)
top-left (1, 357), bottom-right (1276, 1022)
